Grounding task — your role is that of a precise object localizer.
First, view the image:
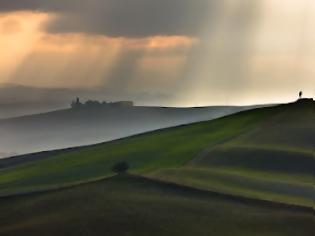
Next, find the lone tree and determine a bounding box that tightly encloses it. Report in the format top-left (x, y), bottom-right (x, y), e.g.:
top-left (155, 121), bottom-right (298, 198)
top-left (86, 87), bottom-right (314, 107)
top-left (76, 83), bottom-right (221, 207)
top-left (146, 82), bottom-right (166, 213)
top-left (111, 161), bottom-right (129, 174)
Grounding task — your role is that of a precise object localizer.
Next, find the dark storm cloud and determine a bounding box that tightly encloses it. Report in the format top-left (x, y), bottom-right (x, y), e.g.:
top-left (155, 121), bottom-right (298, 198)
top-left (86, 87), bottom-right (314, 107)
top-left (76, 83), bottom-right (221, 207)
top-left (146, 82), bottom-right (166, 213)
top-left (0, 0), bottom-right (40, 11)
top-left (0, 0), bottom-right (214, 37)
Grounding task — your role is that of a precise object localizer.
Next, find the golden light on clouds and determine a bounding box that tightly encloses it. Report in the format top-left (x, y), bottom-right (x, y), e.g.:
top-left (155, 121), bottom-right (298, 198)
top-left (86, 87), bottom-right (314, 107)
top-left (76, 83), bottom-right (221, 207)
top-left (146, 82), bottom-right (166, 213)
top-left (0, 0), bottom-right (313, 106)
top-left (0, 11), bottom-right (50, 83)
top-left (137, 55), bottom-right (187, 86)
top-left (249, 0), bottom-right (314, 91)
top-left (179, 0), bottom-right (315, 106)
top-left (34, 34), bottom-right (197, 53)
top-left (0, 11), bottom-right (196, 90)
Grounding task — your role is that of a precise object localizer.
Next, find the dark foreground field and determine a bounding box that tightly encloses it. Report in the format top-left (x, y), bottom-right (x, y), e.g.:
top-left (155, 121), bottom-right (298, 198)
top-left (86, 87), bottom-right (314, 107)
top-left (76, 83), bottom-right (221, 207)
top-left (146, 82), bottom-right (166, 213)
top-left (0, 175), bottom-right (313, 236)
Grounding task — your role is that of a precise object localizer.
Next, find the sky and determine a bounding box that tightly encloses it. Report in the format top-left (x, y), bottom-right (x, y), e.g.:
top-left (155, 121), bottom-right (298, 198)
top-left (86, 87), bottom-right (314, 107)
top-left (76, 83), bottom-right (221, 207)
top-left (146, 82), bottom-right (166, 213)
top-left (0, 0), bottom-right (314, 106)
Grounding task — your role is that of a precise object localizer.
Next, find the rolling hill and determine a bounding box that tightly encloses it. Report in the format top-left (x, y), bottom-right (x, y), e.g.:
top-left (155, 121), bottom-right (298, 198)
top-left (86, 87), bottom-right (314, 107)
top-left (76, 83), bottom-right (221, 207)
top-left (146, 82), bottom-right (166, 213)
top-left (0, 99), bottom-right (313, 203)
top-left (0, 99), bottom-right (314, 235)
top-left (0, 105), bottom-right (254, 158)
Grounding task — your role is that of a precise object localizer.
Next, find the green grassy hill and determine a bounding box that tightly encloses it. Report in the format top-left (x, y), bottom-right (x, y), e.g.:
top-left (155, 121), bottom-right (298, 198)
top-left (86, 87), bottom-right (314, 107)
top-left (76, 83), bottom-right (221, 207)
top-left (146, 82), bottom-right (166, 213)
top-left (0, 99), bottom-right (314, 208)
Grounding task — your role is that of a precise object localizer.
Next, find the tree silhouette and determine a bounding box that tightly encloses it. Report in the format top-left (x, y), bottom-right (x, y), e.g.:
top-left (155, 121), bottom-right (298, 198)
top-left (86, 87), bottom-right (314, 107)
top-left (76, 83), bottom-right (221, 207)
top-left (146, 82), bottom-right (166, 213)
top-left (111, 162), bottom-right (129, 174)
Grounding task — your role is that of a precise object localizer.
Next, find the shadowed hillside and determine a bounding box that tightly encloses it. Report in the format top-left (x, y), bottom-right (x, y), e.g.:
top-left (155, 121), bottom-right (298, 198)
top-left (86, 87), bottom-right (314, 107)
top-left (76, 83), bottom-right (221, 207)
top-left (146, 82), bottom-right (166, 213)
top-left (0, 175), bottom-right (313, 236)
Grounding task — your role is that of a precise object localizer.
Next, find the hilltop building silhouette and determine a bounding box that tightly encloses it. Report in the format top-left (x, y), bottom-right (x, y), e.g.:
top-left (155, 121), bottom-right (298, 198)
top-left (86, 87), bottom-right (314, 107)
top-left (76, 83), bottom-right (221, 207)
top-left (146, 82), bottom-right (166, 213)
top-left (70, 98), bottom-right (134, 109)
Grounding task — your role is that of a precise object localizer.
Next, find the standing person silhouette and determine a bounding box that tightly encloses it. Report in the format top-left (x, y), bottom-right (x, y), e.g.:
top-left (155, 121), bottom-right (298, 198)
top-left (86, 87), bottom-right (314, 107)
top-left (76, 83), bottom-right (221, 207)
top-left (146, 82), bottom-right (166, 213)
top-left (299, 91), bottom-right (303, 99)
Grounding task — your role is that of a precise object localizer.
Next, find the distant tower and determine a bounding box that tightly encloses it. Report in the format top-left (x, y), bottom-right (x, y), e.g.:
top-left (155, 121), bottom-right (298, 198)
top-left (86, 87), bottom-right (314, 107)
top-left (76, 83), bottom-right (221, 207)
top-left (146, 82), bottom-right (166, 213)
top-left (299, 91), bottom-right (303, 99)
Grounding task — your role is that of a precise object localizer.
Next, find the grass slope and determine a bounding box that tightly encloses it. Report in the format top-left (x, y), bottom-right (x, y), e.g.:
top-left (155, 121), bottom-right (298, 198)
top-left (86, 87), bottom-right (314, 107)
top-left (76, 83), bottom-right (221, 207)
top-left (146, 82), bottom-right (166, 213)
top-left (0, 106), bottom-right (271, 195)
top-left (0, 175), bottom-right (313, 236)
top-left (0, 99), bottom-right (314, 207)
top-left (150, 100), bottom-right (315, 207)
top-left (148, 167), bottom-right (314, 207)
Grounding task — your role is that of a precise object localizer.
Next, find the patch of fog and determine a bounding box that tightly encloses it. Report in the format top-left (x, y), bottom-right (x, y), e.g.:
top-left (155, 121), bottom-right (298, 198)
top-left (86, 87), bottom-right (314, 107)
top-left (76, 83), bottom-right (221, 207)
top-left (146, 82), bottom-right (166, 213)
top-left (0, 102), bottom-right (67, 119)
top-left (0, 151), bottom-right (18, 159)
top-left (0, 106), bottom-right (257, 159)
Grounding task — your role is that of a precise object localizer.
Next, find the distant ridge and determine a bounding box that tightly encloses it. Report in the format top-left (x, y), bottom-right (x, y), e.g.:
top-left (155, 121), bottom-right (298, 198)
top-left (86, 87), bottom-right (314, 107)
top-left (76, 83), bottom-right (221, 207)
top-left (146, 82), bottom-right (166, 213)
top-left (0, 104), bottom-right (257, 159)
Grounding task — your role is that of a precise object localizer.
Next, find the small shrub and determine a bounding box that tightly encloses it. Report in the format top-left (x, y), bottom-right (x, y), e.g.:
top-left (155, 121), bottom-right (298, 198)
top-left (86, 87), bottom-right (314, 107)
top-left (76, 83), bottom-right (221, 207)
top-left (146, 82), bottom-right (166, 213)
top-left (111, 162), bottom-right (129, 174)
